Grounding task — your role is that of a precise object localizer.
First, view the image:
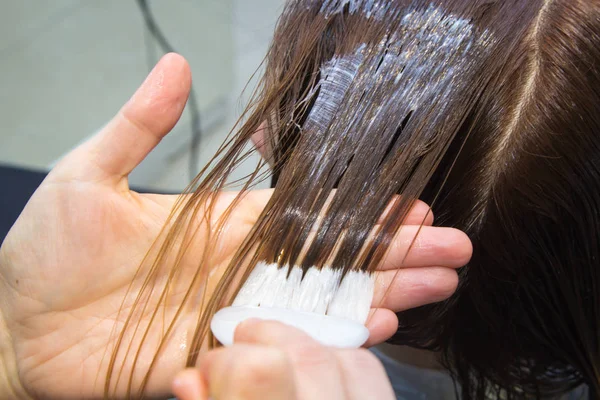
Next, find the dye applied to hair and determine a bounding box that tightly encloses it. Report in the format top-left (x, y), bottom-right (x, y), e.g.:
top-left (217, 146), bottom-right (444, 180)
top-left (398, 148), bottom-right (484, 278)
top-left (255, 1), bottom-right (495, 281)
top-left (209, 2), bottom-right (492, 349)
top-left (105, 1), bottom-right (600, 398)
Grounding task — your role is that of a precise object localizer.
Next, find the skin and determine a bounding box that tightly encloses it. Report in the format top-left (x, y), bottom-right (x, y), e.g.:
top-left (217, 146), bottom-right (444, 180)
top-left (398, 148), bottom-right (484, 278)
top-left (0, 53), bottom-right (472, 399)
top-left (172, 320), bottom-right (397, 400)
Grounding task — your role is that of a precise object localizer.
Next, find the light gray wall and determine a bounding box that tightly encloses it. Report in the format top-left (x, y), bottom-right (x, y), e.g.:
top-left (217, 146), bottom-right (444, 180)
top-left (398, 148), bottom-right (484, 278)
top-left (0, 0), bottom-right (286, 192)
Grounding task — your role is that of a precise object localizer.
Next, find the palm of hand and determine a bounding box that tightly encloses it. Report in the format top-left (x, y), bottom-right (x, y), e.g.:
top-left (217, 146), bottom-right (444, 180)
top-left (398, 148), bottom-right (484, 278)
top-left (1, 174), bottom-right (261, 398)
top-left (0, 54), bottom-right (207, 398)
top-left (1, 181), bottom-right (161, 395)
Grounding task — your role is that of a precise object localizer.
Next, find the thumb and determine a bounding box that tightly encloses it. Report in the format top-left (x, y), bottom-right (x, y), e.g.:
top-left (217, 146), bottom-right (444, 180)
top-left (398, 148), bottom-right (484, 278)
top-left (51, 53), bottom-right (191, 187)
top-left (172, 369), bottom-right (210, 400)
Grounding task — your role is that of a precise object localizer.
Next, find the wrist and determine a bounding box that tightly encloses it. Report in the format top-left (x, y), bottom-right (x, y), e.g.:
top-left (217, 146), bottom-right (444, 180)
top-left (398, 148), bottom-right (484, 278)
top-left (0, 310), bottom-right (31, 400)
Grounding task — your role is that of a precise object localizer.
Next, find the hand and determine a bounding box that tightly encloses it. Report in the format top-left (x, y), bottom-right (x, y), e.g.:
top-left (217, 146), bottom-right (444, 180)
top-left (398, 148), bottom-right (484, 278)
top-left (0, 53), bottom-right (471, 399)
top-left (172, 320), bottom-right (397, 400)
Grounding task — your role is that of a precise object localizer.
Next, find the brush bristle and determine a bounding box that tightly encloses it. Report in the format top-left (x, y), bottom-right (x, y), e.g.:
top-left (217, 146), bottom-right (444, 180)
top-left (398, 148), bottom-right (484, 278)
top-left (232, 262), bottom-right (375, 323)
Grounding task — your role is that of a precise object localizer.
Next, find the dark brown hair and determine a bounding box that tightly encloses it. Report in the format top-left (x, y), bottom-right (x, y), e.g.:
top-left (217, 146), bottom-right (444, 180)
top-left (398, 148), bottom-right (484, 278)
top-left (392, 0), bottom-right (600, 398)
top-left (106, 1), bottom-right (600, 398)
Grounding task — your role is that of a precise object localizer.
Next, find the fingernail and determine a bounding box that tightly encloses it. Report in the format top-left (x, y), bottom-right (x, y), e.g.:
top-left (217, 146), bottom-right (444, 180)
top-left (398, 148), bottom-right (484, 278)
top-left (237, 318), bottom-right (261, 329)
top-left (172, 369), bottom-right (205, 400)
top-left (233, 318), bottom-right (262, 341)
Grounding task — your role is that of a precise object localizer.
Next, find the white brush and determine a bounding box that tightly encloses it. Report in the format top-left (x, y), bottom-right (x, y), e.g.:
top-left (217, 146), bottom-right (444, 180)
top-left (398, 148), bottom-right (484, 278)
top-left (210, 261), bottom-right (375, 348)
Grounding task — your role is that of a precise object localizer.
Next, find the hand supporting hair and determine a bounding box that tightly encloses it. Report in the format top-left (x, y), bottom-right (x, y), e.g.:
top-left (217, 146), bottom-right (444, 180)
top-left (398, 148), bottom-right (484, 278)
top-left (0, 53), bottom-right (472, 399)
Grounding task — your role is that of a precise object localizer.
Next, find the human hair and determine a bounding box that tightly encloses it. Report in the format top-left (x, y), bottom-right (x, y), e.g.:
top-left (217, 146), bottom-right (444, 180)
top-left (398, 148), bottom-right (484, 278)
top-left (105, 0), bottom-right (600, 398)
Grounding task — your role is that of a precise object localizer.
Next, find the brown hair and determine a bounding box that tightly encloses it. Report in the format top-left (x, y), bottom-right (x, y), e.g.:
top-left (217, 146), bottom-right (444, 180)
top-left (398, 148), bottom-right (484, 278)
top-left (105, 0), bottom-right (600, 398)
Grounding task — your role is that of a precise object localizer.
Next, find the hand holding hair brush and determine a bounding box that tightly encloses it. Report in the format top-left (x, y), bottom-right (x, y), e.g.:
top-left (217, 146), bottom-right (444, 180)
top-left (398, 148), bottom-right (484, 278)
top-left (175, 320), bottom-right (400, 400)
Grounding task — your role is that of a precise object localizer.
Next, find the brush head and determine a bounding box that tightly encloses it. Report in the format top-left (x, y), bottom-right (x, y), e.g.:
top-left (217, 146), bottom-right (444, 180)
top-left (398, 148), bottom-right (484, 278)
top-left (210, 262), bottom-right (375, 348)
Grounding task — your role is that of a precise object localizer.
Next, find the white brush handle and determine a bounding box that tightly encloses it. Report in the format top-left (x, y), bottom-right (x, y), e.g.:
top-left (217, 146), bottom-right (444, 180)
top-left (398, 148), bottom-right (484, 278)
top-left (211, 306), bottom-right (370, 348)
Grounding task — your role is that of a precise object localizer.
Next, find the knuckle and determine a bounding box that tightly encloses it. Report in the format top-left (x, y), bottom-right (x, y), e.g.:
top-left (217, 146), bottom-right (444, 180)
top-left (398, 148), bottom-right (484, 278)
top-left (119, 107), bottom-right (156, 139)
top-left (289, 342), bottom-right (336, 369)
top-left (231, 349), bottom-right (288, 393)
top-left (429, 268), bottom-right (459, 300)
top-left (234, 319), bottom-right (287, 343)
top-left (233, 319), bottom-right (264, 342)
top-left (344, 348), bottom-right (384, 371)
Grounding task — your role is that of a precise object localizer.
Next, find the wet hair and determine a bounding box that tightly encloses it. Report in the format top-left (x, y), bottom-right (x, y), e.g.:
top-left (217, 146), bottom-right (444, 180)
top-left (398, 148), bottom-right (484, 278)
top-left (106, 0), bottom-right (600, 398)
top-left (392, 0), bottom-right (600, 397)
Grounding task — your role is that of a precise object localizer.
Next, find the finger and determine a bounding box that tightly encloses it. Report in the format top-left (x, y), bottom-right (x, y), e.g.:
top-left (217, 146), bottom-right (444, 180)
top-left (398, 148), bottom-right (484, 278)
top-left (218, 189), bottom-right (276, 222)
top-left (363, 308), bottom-right (399, 347)
top-left (141, 192), bottom-right (433, 237)
top-left (199, 344), bottom-right (297, 400)
top-left (234, 319), bottom-right (313, 347)
top-left (232, 191), bottom-right (433, 227)
top-left (335, 348), bottom-right (397, 400)
top-left (172, 369), bottom-right (209, 400)
top-left (372, 266), bottom-right (459, 311)
top-left (234, 320), bottom-right (346, 400)
top-left (251, 122), bottom-right (273, 164)
top-left (54, 53), bottom-right (191, 185)
top-left (138, 189), bottom-right (276, 220)
top-left (378, 226), bottom-right (472, 270)
top-left (379, 198), bottom-right (434, 226)
top-left (97, 53), bottom-right (190, 180)
top-left (411, 200), bottom-right (434, 225)
top-left (235, 321), bottom-right (395, 399)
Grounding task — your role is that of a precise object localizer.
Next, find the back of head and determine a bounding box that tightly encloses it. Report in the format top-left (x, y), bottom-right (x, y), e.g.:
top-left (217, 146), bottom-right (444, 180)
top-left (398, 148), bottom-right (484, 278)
top-left (388, 0), bottom-right (600, 397)
top-left (261, 0), bottom-right (600, 397)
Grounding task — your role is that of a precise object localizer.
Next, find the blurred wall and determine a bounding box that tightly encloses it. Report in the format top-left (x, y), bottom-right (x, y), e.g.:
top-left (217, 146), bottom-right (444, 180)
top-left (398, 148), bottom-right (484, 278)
top-left (0, 0), bottom-right (286, 192)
